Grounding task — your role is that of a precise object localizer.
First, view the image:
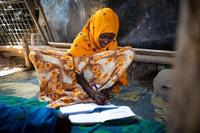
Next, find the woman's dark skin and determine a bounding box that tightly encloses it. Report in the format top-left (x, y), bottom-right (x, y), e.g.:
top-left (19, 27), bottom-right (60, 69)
top-left (75, 33), bottom-right (116, 104)
top-left (98, 33), bottom-right (115, 48)
top-left (76, 73), bottom-right (108, 105)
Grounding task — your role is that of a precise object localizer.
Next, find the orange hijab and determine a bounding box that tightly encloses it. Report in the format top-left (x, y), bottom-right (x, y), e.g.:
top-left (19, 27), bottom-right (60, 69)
top-left (68, 8), bottom-right (119, 56)
top-left (69, 8), bottom-right (127, 92)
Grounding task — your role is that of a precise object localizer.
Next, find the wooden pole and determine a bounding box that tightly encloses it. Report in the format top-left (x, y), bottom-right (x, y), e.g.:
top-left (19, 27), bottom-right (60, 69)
top-left (47, 42), bottom-right (72, 48)
top-left (36, 0), bottom-right (55, 42)
top-left (0, 46), bottom-right (24, 58)
top-left (22, 39), bottom-right (33, 68)
top-left (46, 42), bottom-right (175, 65)
top-left (168, 0), bottom-right (200, 133)
top-left (24, 0), bottom-right (48, 44)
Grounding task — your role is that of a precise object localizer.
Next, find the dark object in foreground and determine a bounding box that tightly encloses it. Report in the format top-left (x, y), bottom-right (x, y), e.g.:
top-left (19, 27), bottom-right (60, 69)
top-left (0, 103), bottom-right (71, 133)
top-left (168, 0), bottom-right (200, 133)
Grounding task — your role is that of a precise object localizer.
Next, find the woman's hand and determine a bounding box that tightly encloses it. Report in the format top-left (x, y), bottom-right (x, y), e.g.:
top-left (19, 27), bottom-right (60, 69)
top-left (100, 88), bottom-right (111, 99)
top-left (93, 93), bottom-right (107, 105)
top-left (100, 81), bottom-right (120, 99)
top-left (76, 72), bottom-right (107, 105)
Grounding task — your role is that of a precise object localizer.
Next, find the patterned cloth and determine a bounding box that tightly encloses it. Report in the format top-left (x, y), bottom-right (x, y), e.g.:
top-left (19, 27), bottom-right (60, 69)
top-left (29, 46), bottom-right (135, 108)
top-left (69, 8), bottom-right (128, 93)
top-left (0, 95), bottom-right (165, 133)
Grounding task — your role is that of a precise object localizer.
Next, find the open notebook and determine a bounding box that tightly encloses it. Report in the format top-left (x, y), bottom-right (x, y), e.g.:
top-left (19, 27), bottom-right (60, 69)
top-left (60, 103), bottom-right (135, 124)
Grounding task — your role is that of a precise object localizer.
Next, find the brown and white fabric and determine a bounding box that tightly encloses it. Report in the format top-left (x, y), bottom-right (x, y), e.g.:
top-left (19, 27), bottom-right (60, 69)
top-left (29, 46), bottom-right (135, 108)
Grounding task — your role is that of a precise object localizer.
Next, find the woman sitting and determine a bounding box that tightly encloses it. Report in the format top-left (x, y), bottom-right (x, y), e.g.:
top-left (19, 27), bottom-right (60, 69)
top-left (29, 8), bottom-right (135, 108)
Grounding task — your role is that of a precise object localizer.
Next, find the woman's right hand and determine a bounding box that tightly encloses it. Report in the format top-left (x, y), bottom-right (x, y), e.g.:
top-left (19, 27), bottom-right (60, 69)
top-left (76, 72), bottom-right (108, 105)
top-left (94, 93), bottom-right (108, 105)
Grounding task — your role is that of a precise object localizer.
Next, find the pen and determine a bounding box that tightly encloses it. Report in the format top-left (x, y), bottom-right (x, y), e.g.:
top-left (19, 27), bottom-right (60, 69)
top-left (93, 83), bottom-right (99, 92)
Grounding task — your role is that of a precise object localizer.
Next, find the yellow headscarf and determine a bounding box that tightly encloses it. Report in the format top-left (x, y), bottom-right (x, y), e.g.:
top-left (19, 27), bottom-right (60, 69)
top-left (69, 8), bottom-right (127, 92)
top-left (68, 8), bottom-right (119, 56)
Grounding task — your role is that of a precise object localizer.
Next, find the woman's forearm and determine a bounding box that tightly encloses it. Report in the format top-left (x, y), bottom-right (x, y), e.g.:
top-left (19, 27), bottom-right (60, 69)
top-left (76, 73), bottom-right (107, 105)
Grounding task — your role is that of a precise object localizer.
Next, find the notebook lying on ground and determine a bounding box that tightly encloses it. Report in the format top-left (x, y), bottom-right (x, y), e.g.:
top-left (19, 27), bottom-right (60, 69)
top-left (60, 103), bottom-right (118, 115)
top-left (60, 103), bottom-right (135, 124)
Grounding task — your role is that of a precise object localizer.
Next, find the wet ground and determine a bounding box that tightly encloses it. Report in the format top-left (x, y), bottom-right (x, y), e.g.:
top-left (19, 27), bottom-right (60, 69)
top-left (0, 67), bottom-right (169, 123)
top-left (0, 55), bottom-right (25, 76)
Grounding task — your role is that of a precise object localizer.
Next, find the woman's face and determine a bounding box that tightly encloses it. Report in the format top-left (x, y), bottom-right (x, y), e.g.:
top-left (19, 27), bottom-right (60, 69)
top-left (98, 33), bottom-right (115, 48)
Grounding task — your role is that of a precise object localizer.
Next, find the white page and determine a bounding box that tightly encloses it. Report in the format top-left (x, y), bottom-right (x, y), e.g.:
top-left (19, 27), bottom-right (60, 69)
top-left (69, 112), bottom-right (103, 124)
top-left (60, 103), bottom-right (117, 115)
top-left (101, 106), bottom-right (135, 122)
top-left (69, 106), bottom-right (135, 124)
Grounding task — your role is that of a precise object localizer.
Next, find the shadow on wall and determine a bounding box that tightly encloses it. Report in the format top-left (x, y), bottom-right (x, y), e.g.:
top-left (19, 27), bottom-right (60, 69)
top-left (40, 0), bottom-right (179, 50)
